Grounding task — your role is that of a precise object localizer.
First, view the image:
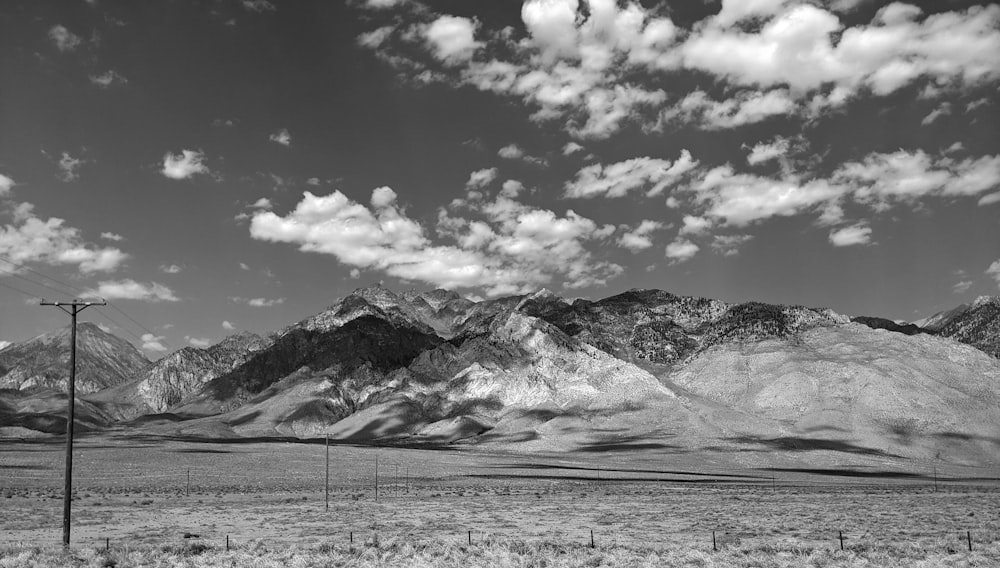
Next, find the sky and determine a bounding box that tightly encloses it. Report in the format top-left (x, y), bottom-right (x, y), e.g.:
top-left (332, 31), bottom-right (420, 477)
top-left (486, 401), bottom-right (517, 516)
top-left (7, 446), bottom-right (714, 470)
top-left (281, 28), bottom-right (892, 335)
top-left (0, 0), bottom-right (998, 357)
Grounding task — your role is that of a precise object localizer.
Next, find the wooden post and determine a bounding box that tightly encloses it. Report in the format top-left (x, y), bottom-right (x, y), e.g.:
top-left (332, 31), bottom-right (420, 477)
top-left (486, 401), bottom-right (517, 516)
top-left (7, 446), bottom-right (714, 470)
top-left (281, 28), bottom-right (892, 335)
top-left (590, 529), bottom-right (594, 548)
top-left (712, 531), bottom-right (717, 551)
top-left (934, 465), bottom-right (938, 492)
top-left (375, 454), bottom-right (379, 502)
top-left (468, 530), bottom-right (472, 545)
top-left (105, 537), bottom-right (109, 551)
top-left (226, 535), bottom-right (230, 551)
top-left (350, 531), bottom-right (353, 544)
top-left (839, 530), bottom-right (844, 550)
top-left (325, 434), bottom-right (330, 510)
top-left (187, 469), bottom-right (190, 497)
top-left (967, 530), bottom-right (972, 551)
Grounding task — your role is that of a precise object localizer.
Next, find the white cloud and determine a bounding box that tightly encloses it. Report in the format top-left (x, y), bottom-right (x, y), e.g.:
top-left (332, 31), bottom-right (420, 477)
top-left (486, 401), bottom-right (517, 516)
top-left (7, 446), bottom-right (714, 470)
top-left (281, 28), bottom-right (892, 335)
top-left (140, 333), bottom-right (168, 353)
top-left (746, 137), bottom-right (792, 166)
top-left (679, 215), bottom-right (712, 236)
top-left (711, 234), bottom-right (753, 256)
top-left (498, 144), bottom-right (524, 160)
top-left (269, 129), bottom-right (291, 146)
top-left (242, 0), bottom-right (275, 12)
top-left (980, 192), bottom-right (1000, 206)
top-left (664, 89), bottom-right (797, 130)
top-left (0, 204), bottom-right (128, 273)
top-left (466, 168), bottom-right (498, 190)
top-left (239, 262), bottom-right (250, 270)
top-left (87, 280), bottom-right (179, 302)
top-left (186, 336), bottom-right (212, 348)
top-left (230, 296), bottom-right (285, 307)
top-left (564, 150), bottom-right (697, 198)
top-left (222, 320), bottom-right (236, 331)
top-left (0, 174), bottom-right (15, 196)
top-left (424, 15), bottom-right (481, 64)
top-left (159, 264), bottom-right (182, 274)
top-left (48, 25), bottom-right (82, 52)
top-left (251, 197), bottom-right (273, 210)
top-left (836, 151), bottom-right (1000, 202)
top-left (562, 142), bottom-right (584, 156)
top-left (250, 188), bottom-right (621, 296)
top-left (306, 177), bottom-right (321, 186)
top-left (952, 280), bottom-right (973, 294)
top-left (161, 150), bottom-right (209, 180)
top-left (100, 232), bottom-right (123, 242)
top-left (829, 223), bottom-right (872, 247)
top-left (921, 102), bottom-right (952, 126)
top-left (665, 238), bottom-right (699, 262)
top-left (617, 219), bottom-right (664, 252)
top-left (987, 259), bottom-right (1000, 290)
top-left (57, 152), bottom-right (85, 182)
top-left (0, 340), bottom-right (11, 351)
top-left (89, 70), bottom-right (127, 88)
top-left (362, 0), bottom-right (408, 10)
top-left (349, 268), bottom-right (361, 279)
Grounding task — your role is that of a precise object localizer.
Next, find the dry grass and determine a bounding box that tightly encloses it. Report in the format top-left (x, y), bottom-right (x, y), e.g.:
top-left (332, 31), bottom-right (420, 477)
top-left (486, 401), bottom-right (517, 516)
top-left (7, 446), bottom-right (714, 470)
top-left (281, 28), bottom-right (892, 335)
top-left (2, 536), bottom-right (999, 568)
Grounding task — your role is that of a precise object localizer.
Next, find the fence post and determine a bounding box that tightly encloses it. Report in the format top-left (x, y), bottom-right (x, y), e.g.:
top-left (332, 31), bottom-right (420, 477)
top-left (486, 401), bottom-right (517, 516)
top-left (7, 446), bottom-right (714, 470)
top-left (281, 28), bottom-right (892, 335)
top-left (839, 531), bottom-right (844, 551)
top-left (187, 469), bottom-right (190, 497)
top-left (590, 529), bottom-right (594, 548)
top-left (967, 530), bottom-right (972, 552)
top-left (105, 537), bottom-right (109, 551)
top-left (468, 530), bottom-right (472, 545)
top-left (712, 531), bottom-right (717, 551)
top-left (226, 535), bottom-right (229, 551)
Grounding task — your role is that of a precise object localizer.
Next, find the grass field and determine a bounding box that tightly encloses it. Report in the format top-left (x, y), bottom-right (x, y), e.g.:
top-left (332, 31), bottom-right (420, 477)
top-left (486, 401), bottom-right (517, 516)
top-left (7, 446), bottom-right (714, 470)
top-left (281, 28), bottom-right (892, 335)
top-left (2, 431), bottom-right (999, 566)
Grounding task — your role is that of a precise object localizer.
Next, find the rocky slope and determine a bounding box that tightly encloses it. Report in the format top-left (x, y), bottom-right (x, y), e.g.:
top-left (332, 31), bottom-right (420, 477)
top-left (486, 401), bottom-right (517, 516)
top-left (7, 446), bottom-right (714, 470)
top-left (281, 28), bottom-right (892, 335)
top-left (0, 322), bottom-right (150, 394)
top-left (86, 331), bottom-right (272, 420)
top-left (934, 296), bottom-right (1000, 358)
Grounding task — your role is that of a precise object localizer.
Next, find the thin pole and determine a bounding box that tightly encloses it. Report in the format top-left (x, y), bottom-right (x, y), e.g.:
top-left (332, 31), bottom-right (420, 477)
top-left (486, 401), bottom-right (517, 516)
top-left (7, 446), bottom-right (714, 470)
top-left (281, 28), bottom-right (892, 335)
top-left (40, 298), bottom-right (104, 548)
top-left (325, 434), bottom-right (330, 510)
top-left (375, 454), bottom-right (378, 502)
top-left (187, 468), bottom-right (190, 496)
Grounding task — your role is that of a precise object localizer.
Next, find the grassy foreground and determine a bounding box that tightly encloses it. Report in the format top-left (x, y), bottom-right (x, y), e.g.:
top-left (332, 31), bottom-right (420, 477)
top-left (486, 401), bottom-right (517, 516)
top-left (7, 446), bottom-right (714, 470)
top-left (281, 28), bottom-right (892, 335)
top-left (2, 537), bottom-right (998, 568)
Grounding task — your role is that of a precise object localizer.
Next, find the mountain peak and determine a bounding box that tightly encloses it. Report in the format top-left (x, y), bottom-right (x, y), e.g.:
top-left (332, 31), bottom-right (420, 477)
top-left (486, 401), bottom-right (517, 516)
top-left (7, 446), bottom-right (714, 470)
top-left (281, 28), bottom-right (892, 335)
top-left (973, 295), bottom-right (999, 309)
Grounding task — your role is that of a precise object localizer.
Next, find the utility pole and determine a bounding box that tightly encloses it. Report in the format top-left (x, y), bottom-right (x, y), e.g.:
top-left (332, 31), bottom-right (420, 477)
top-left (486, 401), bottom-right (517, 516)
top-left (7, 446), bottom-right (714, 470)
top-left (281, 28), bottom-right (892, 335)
top-left (325, 434), bottom-right (330, 510)
top-left (40, 298), bottom-right (105, 547)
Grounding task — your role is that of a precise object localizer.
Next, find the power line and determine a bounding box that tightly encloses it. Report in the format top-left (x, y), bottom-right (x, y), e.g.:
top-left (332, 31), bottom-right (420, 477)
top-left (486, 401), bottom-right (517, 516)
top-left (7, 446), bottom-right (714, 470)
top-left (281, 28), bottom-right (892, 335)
top-left (0, 266), bottom-right (76, 300)
top-left (105, 303), bottom-right (173, 350)
top-left (0, 279), bottom-right (43, 300)
top-left (0, 256), bottom-right (87, 296)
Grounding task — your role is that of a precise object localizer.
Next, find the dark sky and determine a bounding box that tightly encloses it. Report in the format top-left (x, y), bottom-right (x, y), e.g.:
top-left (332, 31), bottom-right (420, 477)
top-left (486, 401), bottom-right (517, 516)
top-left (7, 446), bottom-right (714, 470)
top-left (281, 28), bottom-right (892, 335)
top-left (1, 0), bottom-right (998, 355)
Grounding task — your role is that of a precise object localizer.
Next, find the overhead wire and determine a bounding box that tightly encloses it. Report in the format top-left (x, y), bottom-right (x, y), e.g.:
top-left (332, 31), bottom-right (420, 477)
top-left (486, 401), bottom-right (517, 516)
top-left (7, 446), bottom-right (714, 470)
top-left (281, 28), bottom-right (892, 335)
top-left (0, 255), bottom-right (88, 296)
top-left (0, 265), bottom-right (76, 300)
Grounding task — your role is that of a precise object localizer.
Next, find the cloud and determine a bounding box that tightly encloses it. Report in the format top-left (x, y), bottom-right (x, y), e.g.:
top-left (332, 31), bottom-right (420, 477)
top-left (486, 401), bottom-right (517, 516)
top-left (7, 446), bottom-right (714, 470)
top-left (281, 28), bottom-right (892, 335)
top-left (57, 152), bottom-right (85, 182)
top-left (665, 238), bottom-right (699, 263)
top-left (269, 129), bottom-right (291, 146)
top-left (362, 0), bottom-right (408, 10)
top-left (498, 144), bottom-right (547, 166)
top-left (186, 336), bottom-right (212, 348)
top-left (711, 234), bottom-right (753, 256)
top-left (161, 150), bottom-right (209, 180)
top-left (222, 320), bottom-right (236, 330)
top-left (242, 0), bottom-right (275, 12)
top-left (564, 150), bottom-right (697, 198)
top-left (617, 219), bottom-right (664, 252)
top-left (230, 296), bottom-right (285, 307)
top-left (251, 197), bottom-right (273, 210)
top-left (0, 174), bottom-right (15, 196)
top-left (663, 89), bottom-right (797, 130)
top-left (0, 203), bottom-right (128, 273)
top-left (746, 137), bottom-right (792, 166)
top-left (48, 25), bottom-right (82, 52)
top-left (679, 215), bottom-right (712, 236)
top-left (466, 168), bottom-right (498, 190)
top-left (349, 268), bottom-right (361, 279)
top-left (423, 15), bottom-right (481, 64)
top-left (988, 259), bottom-right (1000, 289)
top-left (89, 70), bottom-right (127, 88)
top-left (921, 102), bottom-right (952, 126)
top-left (952, 280), bottom-right (973, 294)
top-left (159, 264), bottom-right (182, 274)
top-left (100, 232), bottom-right (123, 242)
top-left (829, 223), bottom-right (873, 247)
top-left (251, 187), bottom-right (621, 296)
top-left (562, 142), bottom-right (584, 156)
top-left (140, 333), bottom-right (168, 353)
top-left (87, 279), bottom-right (179, 302)
top-left (836, 151), bottom-right (1000, 202)
top-left (239, 262), bottom-right (250, 270)
top-left (0, 340), bottom-right (12, 351)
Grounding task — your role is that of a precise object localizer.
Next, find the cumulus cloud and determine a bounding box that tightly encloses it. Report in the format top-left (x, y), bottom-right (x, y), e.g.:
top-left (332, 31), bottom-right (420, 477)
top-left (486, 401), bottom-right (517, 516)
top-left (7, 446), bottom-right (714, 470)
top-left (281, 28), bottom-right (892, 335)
top-left (87, 279), bottom-right (179, 302)
top-left (186, 336), bottom-right (212, 348)
top-left (49, 25), bottom-right (82, 52)
top-left (829, 223), bottom-right (872, 246)
top-left (89, 70), bottom-right (127, 88)
top-left (242, 0), bottom-right (275, 12)
top-left (159, 264), bottom-right (182, 274)
top-left (100, 232), bottom-right (123, 242)
top-left (466, 168), bottom-right (498, 190)
top-left (562, 142), bottom-right (584, 156)
top-left (161, 150), bottom-right (209, 180)
top-left (229, 296), bottom-right (285, 307)
top-left (251, 197), bottom-right (273, 210)
top-left (617, 219), bottom-right (664, 252)
top-left (0, 204), bottom-right (128, 273)
top-left (711, 234), bottom-right (753, 256)
top-left (140, 333), bottom-right (168, 353)
top-left (269, 129), bottom-right (291, 146)
top-left (746, 137), bottom-right (792, 166)
top-left (424, 15), bottom-right (481, 64)
top-left (250, 187), bottom-right (621, 296)
top-left (665, 238), bottom-right (700, 262)
top-left (952, 280), bottom-right (973, 294)
top-left (921, 102), bottom-right (952, 126)
top-left (987, 259), bottom-right (1000, 289)
top-left (564, 150), bottom-right (697, 198)
top-left (836, 151), bottom-right (1000, 202)
top-left (663, 89), bottom-right (797, 130)
top-left (222, 320), bottom-right (236, 331)
top-left (0, 174), bottom-right (15, 196)
top-left (57, 152), bottom-right (85, 182)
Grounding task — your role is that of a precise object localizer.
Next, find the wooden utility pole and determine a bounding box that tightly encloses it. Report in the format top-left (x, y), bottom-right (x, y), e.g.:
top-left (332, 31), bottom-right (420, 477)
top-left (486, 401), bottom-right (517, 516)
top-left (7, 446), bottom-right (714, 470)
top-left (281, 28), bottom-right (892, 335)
top-left (40, 298), bottom-right (105, 547)
top-left (325, 434), bottom-right (330, 510)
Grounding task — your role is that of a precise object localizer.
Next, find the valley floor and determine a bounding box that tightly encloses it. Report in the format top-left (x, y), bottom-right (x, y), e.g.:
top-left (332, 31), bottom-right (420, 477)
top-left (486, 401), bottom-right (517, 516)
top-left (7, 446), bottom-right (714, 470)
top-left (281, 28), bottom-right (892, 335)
top-left (1, 432), bottom-right (999, 566)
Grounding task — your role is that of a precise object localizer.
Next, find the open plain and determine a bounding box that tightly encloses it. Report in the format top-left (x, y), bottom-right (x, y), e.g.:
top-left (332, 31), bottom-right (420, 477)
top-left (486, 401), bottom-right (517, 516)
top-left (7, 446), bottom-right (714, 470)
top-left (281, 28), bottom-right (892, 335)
top-left (3, 431), bottom-right (1000, 566)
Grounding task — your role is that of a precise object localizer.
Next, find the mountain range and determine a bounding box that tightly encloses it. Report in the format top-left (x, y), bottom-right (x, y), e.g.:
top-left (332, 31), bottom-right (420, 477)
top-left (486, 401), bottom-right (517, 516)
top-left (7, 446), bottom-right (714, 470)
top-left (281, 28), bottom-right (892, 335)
top-left (1, 286), bottom-right (998, 466)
